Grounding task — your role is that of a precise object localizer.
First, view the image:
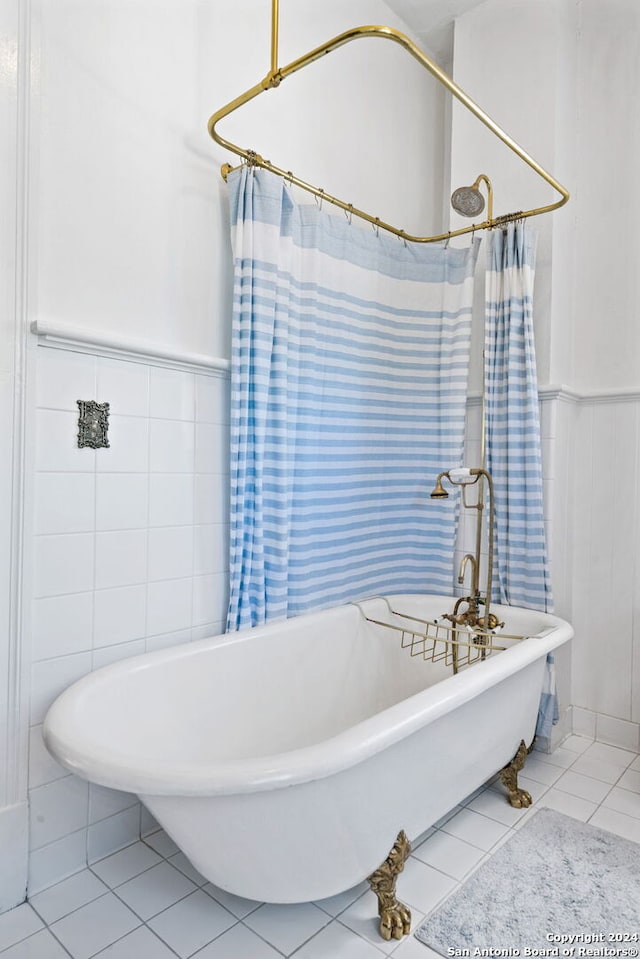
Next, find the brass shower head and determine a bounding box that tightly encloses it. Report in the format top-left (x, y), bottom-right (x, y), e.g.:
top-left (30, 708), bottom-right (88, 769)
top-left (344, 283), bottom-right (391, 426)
top-left (451, 174), bottom-right (493, 220)
top-left (430, 474), bottom-right (450, 499)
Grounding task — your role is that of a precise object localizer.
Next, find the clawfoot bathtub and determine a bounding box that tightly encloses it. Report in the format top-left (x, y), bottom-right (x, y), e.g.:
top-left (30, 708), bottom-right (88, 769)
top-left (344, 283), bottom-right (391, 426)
top-left (44, 594), bottom-right (572, 918)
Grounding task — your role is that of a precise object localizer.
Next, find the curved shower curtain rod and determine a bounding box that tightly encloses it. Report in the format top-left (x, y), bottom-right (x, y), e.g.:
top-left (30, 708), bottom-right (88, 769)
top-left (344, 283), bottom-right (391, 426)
top-left (207, 0), bottom-right (569, 244)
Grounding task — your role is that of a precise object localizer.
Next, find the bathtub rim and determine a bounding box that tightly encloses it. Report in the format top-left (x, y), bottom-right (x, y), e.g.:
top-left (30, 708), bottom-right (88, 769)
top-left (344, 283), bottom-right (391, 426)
top-left (43, 594), bottom-right (573, 797)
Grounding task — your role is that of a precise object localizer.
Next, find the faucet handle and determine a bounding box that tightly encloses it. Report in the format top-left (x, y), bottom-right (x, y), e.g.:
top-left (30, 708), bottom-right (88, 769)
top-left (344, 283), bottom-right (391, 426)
top-left (479, 612), bottom-right (504, 630)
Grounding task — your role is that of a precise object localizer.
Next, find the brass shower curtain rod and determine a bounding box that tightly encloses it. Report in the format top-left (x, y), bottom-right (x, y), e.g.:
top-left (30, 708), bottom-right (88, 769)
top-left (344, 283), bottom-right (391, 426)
top-left (208, 0), bottom-right (569, 244)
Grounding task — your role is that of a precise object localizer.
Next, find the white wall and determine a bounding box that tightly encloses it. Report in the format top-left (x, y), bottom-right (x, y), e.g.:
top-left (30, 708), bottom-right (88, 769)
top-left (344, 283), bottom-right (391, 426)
top-left (570, 0), bottom-right (640, 393)
top-left (449, 0), bottom-right (575, 394)
top-left (562, 0), bottom-right (640, 748)
top-left (451, 0), bottom-right (640, 753)
top-left (32, 0), bottom-right (447, 357)
top-left (2, 0), bottom-right (449, 901)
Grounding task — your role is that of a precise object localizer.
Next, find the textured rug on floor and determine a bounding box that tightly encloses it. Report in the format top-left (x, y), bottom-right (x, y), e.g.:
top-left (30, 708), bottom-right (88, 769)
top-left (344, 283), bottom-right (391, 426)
top-left (415, 807), bottom-right (640, 954)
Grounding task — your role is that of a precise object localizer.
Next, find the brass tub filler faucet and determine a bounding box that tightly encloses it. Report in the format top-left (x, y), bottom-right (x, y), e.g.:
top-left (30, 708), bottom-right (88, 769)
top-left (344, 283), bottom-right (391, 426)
top-left (430, 466), bottom-right (502, 639)
top-left (361, 467), bottom-right (517, 675)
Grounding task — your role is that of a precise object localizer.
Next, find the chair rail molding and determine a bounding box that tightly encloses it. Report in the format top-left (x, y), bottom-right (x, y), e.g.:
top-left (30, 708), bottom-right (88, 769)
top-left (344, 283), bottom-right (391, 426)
top-left (31, 317), bottom-right (231, 377)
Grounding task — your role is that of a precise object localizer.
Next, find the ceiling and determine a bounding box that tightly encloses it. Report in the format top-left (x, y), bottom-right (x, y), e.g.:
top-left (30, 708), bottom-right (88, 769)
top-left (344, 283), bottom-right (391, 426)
top-left (383, 0), bottom-right (488, 60)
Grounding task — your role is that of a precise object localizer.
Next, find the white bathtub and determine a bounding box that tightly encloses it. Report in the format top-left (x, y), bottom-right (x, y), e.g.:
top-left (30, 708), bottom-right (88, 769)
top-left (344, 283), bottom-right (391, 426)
top-left (43, 593), bottom-right (572, 904)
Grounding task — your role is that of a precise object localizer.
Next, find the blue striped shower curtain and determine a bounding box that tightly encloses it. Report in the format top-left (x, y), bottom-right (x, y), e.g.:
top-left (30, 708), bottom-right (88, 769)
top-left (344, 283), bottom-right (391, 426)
top-left (485, 221), bottom-right (553, 612)
top-left (226, 167), bottom-right (479, 629)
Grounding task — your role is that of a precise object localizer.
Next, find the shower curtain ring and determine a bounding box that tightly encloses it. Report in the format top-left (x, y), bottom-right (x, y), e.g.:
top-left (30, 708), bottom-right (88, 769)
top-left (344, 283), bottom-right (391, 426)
top-left (398, 230), bottom-right (407, 247)
top-left (286, 170), bottom-right (294, 186)
top-left (444, 232), bottom-right (450, 249)
top-left (372, 217), bottom-right (380, 237)
top-left (315, 188), bottom-right (325, 210)
top-left (345, 203), bottom-right (353, 225)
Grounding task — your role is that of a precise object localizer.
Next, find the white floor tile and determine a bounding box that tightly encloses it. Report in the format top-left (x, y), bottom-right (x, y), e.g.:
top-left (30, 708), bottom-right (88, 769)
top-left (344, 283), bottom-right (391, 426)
top-left (142, 830), bottom-right (180, 859)
top-left (467, 787), bottom-right (530, 826)
top-left (601, 786), bottom-right (640, 820)
top-left (339, 892), bottom-right (410, 956)
top-left (554, 769), bottom-right (613, 804)
top-left (168, 851), bottom-right (208, 886)
top-left (440, 808), bottom-right (510, 851)
top-left (533, 745), bottom-right (577, 769)
top-left (192, 922), bottom-right (282, 958)
top-left (518, 756), bottom-right (565, 786)
top-left (92, 925), bottom-right (177, 957)
top-left (202, 884), bottom-right (262, 920)
top-left (115, 861), bottom-right (197, 920)
top-left (0, 928), bottom-right (69, 958)
top-left (392, 932), bottom-right (443, 958)
top-left (396, 857), bottom-right (455, 916)
top-left (294, 919), bottom-right (386, 958)
top-left (569, 754), bottom-right (626, 785)
top-left (431, 805), bottom-right (462, 829)
top-left (243, 901), bottom-right (331, 956)
top-left (559, 734), bottom-right (593, 755)
top-left (411, 830), bottom-right (484, 881)
top-left (459, 784), bottom-right (489, 806)
top-left (90, 841), bottom-right (162, 888)
top-left (579, 741), bottom-right (637, 768)
top-left (630, 755), bottom-right (640, 772)
top-left (0, 904), bottom-right (44, 951)
top-left (50, 892), bottom-right (140, 959)
top-left (589, 806), bottom-right (640, 844)
top-left (505, 776), bottom-right (549, 803)
top-left (533, 787), bottom-right (598, 822)
top-left (29, 869), bottom-right (109, 924)
top-left (313, 882), bottom-right (368, 918)
top-left (147, 890), bottom-right (236, 958)
top-left (617, 767), bottom-right (640, 794)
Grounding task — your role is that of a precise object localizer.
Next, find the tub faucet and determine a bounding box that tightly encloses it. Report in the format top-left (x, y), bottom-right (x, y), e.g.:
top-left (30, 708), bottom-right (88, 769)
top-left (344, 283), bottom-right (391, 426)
top-left (458, 553), bottom-right (478, 595)
top-left (430, 466), bottom-right (500, 641)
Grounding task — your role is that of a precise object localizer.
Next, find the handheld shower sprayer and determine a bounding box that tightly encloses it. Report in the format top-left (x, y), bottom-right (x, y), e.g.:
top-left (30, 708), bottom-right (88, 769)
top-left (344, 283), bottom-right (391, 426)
top-left (429, 467), bottom-right (476, 499)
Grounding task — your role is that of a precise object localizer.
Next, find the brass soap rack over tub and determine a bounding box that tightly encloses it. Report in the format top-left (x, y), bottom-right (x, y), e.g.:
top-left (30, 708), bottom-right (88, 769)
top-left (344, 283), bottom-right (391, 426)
top-left (354, 467), bottom-right (532, 674)
top-left (356, 597), bottom-right (528, 675)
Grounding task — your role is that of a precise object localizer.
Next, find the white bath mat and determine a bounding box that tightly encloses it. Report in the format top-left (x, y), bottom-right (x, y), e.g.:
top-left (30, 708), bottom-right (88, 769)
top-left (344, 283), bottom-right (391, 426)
top-left (415, 808), bottom-right (640, 954)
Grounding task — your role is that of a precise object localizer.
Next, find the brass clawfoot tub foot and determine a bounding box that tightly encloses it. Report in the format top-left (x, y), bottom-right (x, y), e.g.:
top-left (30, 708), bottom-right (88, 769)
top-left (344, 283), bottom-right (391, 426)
top-left (367, 829), bottom-right (412, 941)
top-left (499, 738), bottom-right (534, 808)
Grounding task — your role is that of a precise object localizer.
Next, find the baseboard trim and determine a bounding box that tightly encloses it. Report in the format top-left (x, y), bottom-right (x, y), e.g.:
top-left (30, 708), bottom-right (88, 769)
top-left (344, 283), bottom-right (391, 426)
top-left (0, 802), bottom-right (28, 913)
top-left (571, 706), bottom-right (640, 753)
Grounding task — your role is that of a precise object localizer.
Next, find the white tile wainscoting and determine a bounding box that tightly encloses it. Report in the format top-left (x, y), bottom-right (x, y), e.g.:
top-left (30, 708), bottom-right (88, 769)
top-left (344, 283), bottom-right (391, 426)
top-left (28, 332), bottom-right (231, 894)
top-left (23, 326), bottom-right (640, 903)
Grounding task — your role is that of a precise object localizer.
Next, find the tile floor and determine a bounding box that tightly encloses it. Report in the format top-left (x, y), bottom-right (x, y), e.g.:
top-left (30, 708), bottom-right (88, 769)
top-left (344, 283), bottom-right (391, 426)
top-left (2, 736), bottom-right (639, 959)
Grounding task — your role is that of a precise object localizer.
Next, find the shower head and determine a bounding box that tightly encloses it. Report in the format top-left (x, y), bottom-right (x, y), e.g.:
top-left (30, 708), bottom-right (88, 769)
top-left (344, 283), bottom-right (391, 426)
top-left (451, 185), bottom-right (485, 218)
top-left (430, 474), bottom-right (450, 499)
top-left (451, 174), bottom-right (493, 220)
